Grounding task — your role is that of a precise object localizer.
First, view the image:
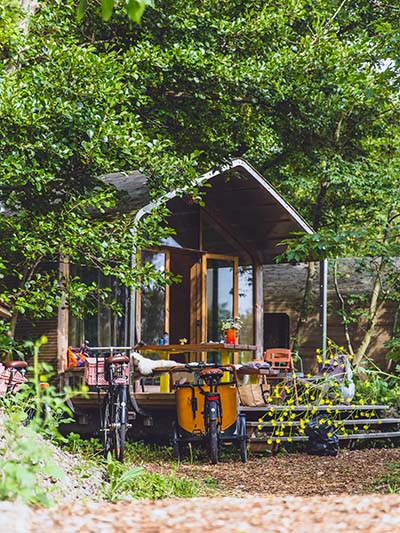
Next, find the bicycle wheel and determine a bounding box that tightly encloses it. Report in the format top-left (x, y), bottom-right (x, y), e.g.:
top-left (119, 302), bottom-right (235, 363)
top-left (172, 420), bottom-right (181, 460)
top-left (114, 386), bottom-right (127, 462)
top-left (102, 393), bottom-right (114, 458)
top-left (237, 414), bottom-right (248, 463)
top-left (208, 419), bottom-right (219, 464)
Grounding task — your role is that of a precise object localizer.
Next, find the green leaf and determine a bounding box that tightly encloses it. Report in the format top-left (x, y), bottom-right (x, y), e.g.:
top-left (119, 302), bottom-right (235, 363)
top-left (127, 0), bottom-right (146, 23)
top-left (76, 0), bottom-right (87, 22)
top-left (101, 0), bottom-right (114, 22)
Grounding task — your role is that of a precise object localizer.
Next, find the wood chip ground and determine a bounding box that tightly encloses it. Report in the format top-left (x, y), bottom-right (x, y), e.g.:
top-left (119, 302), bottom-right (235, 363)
top-left (2, 448), bottom-right (400, 532)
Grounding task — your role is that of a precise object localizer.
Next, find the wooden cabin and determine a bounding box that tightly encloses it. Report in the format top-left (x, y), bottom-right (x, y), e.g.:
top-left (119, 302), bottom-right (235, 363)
top-left (63, 159), bottom-right (319, 362)
top-left (15, 158), bottom-right (330, 434)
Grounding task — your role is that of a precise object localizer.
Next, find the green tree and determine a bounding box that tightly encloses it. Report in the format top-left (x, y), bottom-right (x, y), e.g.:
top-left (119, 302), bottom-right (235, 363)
top-left (0, 0), bottom-right (399, 362)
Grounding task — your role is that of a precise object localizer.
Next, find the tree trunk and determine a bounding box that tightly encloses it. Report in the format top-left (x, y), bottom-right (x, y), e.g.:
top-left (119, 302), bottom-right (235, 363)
top-left (292, 262), bottom-right (316, 352)
top-left (333, 260), bottom-right (354, 356)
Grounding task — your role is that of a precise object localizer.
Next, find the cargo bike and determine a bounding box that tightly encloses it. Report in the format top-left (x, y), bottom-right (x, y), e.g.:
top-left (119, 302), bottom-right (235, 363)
top-left (170, 362), bottom-right (247, 464)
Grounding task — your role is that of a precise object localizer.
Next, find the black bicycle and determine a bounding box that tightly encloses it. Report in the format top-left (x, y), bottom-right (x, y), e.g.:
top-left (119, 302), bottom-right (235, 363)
top-left (100, 354), bottom-right (130, 462)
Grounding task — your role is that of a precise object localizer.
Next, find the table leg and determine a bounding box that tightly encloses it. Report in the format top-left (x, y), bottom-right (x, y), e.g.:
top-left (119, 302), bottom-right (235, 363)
top-left (221, 352), bottom-right (231, 382)
top-left (159, 353), bottom-right (170, 393)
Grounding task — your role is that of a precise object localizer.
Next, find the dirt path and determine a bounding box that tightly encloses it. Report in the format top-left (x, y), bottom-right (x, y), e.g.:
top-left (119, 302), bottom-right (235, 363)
top-left (2, 448), bottom-right (400, 532)
top-left (3, 494), bottom-right (400, 532)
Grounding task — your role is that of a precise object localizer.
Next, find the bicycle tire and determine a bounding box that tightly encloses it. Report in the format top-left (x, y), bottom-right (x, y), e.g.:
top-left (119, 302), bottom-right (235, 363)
top-left (209, 419), bottom-right (219, 464)
top-left (114, 386), bottom-right (127, 462)
top-left (172, 420), bottom-right (181, 460)
top-left (238, 414), bottom-right (248, 463)
top-left (102, 394), bottom-right (114, 458)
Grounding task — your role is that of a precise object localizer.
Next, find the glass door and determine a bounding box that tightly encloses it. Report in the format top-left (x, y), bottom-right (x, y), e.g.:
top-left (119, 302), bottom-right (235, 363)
top-left (203, 254), bottom-right (238, 343)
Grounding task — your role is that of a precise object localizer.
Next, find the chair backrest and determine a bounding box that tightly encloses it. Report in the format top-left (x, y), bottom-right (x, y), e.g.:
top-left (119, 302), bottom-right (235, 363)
top-left (263, 348), bottom-right (293, 372)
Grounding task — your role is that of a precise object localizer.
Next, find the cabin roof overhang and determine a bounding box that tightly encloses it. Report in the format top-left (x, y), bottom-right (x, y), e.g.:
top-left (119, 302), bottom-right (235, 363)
top-left (102, 159), bottom-right (314, 265)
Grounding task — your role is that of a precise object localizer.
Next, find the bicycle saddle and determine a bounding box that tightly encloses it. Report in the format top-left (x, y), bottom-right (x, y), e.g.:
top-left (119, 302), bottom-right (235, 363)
top-left (199, 368), bottom-right (224, 377)
top-left (105, 354), bottom-right (129, 366)
top-left (3, 360), bottom-right (28, 369)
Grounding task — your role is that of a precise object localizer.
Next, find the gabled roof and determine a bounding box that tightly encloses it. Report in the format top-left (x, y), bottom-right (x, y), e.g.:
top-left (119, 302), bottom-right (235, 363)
top-left (103, 158), bottom-right (314, 265)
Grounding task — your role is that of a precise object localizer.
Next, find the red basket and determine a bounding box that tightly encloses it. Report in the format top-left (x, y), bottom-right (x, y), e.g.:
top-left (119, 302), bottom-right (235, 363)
top-left (0, 365), bottom-right (28, 396)
top-left (84, 357), bottom-right (129, 386)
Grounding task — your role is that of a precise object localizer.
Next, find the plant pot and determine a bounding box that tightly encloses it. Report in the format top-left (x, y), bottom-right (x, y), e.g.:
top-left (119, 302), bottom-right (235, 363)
top-left (224, 329), bottom-right (238, 344)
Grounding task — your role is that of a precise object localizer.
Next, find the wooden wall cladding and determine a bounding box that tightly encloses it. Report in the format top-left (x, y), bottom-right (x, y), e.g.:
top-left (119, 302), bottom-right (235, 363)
top-left (15, 317), bottom-right (59, 369)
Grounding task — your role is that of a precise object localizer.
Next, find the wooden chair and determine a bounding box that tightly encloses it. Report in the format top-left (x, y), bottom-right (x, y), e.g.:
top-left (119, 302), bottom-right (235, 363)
top-left (263, 348), bottom-right (299, 404)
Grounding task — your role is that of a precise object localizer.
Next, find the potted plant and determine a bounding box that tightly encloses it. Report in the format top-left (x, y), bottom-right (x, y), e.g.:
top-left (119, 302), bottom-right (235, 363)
top-left (221, 316), bottom-right (243, 344)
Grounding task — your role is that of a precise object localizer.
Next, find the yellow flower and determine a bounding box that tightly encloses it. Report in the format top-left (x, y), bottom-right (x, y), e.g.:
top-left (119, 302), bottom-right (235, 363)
top-left (258, 418), bottom-right (264, 423)
top-left (271, 420), bottom-right (277, 427)
top-left (287, 398), bottom-right (295, 405)
top-left (298, 429), bottom-right (305, 435)
top-left (328, 339), bottom-right (332, 345)
top-left (288, 422), bottom-right (293, 427)
top-left (257, 425), bottom-right (263, 430)
top-left (316, 348), bottom-right (321, 354)
top-left (320, 399), bottom-right (325, 405)
top-left (306, 374), bottom-right (312, 379)
top-left (276, 438), bottom-right (281, 444)
top-left (316, 355), bottom-right (323, 364)
top-left (287, 437), bottom-right (293, 443)
top-left (290, 413), bottom-right (296, 419)
top-left (363, 425), bottom-right (369, 430)
top-left (311, 407), bottom-right (318, 415)
top-left (267, 438), bottom-right (273, 445)
top-left (359, 399), bottom-right (365, 405)
top-left (327, 432), bottom-right (333, 437)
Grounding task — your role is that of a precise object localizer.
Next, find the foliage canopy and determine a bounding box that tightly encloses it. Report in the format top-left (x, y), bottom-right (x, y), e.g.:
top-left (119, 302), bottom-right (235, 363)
top-left (0, 1), bottom-right (399, 358)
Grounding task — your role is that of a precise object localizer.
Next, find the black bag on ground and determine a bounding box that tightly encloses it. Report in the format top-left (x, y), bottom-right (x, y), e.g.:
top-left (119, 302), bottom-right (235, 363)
top-left (305, 417), bottom-right (339, 457)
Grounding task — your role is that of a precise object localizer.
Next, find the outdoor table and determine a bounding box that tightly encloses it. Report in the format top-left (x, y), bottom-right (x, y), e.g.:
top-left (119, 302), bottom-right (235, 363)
top-left (136, 343), bottom-right (257, 392)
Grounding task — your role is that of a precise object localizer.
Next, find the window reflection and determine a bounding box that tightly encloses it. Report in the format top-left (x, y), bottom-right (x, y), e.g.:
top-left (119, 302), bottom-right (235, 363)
top-left (238, 266), bottom-right (254, 346)
top-left (140, 251), bottom-right (166, 344)
top-left (207, 259), bottom-right (234, 342)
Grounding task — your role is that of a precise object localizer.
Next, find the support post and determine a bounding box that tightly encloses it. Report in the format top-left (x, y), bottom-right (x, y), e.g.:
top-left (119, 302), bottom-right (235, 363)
top-left (319, 259), bottom-right (328, 357)
top-left (57, 255), bottom-right (69, 374)
top-left (254, 263), bottom-right (264, 359)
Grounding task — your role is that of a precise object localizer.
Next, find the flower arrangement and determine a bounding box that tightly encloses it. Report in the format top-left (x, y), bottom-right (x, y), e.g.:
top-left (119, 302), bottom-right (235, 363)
top-left (220, 316), bottom-right (243, 332)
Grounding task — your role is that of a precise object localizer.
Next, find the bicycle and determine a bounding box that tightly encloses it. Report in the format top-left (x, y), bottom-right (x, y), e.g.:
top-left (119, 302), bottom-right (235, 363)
top-left (0, 360), bottom-right (28, 396)
top-left (84, 351), bottom-right (130, 462)
top-left (170, 362), bottom-right (247, 464)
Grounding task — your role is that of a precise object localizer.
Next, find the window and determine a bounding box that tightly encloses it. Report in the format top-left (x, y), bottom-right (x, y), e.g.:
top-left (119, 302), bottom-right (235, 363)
top-left (68, 267), bottom-right (129, 347)
top-left (139, 251), bottom-right (166, 344)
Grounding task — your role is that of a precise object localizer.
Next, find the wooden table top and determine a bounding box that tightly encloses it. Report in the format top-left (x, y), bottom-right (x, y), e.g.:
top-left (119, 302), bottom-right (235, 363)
top-left (135, 343), bottom-right (257, 353)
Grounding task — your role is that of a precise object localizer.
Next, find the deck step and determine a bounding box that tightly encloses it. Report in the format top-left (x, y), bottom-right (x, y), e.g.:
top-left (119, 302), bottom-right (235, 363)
top-left (240, 404), bottom-right (388, 414)
top-left (248, 431), bottom-right (400, 443)
top-left (247, 418), bottom-right (400, 428)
